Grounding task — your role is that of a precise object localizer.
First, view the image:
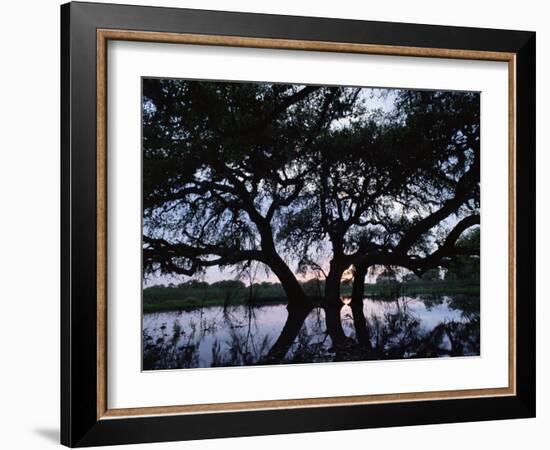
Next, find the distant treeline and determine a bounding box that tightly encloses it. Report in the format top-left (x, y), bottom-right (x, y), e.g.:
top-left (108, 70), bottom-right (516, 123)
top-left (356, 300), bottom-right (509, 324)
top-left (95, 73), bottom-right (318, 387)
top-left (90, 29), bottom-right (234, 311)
top-left (143, 274), bottom-right (479, 313)
top-left (144, 279), bottom-right (314, 312)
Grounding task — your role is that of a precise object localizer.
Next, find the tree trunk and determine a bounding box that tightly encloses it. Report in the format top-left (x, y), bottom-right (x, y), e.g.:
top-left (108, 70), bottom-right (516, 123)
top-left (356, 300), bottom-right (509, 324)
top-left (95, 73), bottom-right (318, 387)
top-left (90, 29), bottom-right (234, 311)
top-left (258, 223), bottom-right (310, 309)
top-left (351, 262), bottom-right (368, 305)
top-left (324, 259), bottom-right (347, 306)
top-left (264, 252), bottom-right (310, 308)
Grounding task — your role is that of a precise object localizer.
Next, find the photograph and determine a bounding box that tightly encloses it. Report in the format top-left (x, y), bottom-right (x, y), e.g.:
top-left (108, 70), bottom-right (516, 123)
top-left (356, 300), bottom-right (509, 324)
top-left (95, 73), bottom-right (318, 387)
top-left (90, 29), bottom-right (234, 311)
top-left (141, 78), bottom-right (481, 370)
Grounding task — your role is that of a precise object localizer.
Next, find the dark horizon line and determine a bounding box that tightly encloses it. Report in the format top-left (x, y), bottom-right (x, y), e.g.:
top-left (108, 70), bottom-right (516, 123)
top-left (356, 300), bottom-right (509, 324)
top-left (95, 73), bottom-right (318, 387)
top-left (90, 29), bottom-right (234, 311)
top-left (143, 275), bottom-right (473, 289)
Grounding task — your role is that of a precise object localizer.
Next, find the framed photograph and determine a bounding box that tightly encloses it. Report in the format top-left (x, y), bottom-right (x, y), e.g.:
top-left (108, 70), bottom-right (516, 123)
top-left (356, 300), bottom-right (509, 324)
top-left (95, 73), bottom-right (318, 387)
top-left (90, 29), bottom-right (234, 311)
top-left (61, 2), bottom-right (535, 447)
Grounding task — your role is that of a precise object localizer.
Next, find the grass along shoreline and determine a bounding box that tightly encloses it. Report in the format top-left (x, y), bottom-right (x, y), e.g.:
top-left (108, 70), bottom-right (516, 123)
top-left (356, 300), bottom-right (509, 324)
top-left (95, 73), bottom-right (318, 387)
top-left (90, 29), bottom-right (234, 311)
top-left (143, 280), bottom-right (479, 313)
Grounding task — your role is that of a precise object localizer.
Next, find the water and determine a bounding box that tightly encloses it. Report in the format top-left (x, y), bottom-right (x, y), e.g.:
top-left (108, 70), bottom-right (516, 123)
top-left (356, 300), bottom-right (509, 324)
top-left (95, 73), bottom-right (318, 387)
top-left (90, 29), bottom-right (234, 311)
top-left (142, 295), bottom-right (480, 370)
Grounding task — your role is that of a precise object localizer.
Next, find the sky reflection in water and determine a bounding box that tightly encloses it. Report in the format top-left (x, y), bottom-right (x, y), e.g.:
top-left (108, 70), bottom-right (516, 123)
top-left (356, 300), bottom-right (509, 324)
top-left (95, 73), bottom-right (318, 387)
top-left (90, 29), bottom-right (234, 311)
top-left (143, 295), bottom-right (480, 370)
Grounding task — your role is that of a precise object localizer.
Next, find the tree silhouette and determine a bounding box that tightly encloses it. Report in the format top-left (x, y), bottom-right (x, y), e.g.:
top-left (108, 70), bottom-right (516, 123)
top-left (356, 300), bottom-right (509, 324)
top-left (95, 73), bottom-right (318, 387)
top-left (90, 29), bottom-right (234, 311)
top-left (143, 80), bottom-right (359, 308)
top-left (277, 89), bottom-right (480, 305)
top-left (142, 79), bottom-right (480, 309)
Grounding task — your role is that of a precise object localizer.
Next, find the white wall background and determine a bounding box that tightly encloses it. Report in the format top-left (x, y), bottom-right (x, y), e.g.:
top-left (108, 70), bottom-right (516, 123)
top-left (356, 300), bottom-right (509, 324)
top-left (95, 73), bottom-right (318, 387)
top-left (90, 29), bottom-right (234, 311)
top-left (0, 0), bottom-right (546, 449)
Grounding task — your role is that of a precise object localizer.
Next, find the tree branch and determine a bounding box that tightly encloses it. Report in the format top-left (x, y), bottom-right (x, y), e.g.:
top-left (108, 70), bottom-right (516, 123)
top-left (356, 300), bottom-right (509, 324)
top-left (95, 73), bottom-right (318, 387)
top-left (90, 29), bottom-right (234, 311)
top-left (395, 157), bottom-right (479, 255)
top-left (143, 236), bottom-right (265, 276)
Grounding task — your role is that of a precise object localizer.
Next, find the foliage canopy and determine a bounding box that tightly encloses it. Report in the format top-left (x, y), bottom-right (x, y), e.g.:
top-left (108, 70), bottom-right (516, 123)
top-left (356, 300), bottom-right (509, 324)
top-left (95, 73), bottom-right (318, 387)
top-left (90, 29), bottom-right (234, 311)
top-left (142, 79), bottom-right (480, 307)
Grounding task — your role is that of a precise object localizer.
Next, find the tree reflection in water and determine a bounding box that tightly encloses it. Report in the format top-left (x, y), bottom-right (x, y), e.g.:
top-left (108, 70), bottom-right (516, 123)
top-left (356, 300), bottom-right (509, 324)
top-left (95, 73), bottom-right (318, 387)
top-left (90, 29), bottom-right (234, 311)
top-left (143, 295), bottom-right (480, 370)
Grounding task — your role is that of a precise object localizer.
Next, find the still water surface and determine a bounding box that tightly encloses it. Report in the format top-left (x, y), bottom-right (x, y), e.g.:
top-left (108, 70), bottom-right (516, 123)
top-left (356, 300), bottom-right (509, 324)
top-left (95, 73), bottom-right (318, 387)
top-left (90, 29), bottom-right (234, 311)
top-left (143, 295), bottom-right (480, 370)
